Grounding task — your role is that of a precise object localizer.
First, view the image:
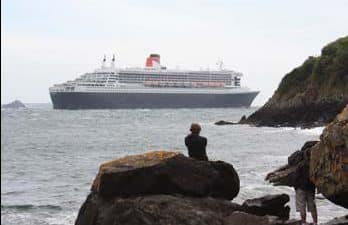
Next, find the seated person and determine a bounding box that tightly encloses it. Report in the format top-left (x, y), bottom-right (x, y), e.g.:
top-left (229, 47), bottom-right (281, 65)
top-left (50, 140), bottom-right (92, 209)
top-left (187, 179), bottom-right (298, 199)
top-left (185, 123), bottom-right (208, 161)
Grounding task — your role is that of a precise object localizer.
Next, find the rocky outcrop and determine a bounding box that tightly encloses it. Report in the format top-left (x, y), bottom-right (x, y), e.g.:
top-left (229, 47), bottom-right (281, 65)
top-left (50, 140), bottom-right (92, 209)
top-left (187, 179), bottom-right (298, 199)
top-left (309, 105), bottom-right (348, 208)
top-left (242, 36), bottom-right (348, 127)
top-left (76, 193), bottom-right (241, 225)
top-left (76, 193), bottom-right (295, 225)
top-left (266, 106), bottom-right (348, 209)
top-left (242, 194), bottom-right (290, 220)
top-left (2, 100), bottom-right (26, 109)
top-left (265, 141), bottom-right (318, 187)
top-left (76, 151), bottom-right (295, 225)
top-left (92, 151), bottom-right (240, 200)
top-left (215, 120), bottom-right (238, 125)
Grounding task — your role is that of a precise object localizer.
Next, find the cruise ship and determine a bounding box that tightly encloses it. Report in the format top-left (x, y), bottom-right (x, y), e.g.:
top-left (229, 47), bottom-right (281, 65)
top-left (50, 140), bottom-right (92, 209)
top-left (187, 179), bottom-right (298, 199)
top-left (49, 54), bottom-right (259, 109)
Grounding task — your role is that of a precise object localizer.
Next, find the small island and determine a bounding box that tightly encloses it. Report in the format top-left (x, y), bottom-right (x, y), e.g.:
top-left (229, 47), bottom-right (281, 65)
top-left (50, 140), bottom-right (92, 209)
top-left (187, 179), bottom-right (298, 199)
top-left (1, 100), bottom-right (26, 109)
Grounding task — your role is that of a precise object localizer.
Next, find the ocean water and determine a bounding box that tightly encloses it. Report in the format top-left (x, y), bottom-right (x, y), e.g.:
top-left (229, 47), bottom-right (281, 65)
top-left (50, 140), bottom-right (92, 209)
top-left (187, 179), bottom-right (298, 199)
top-left (1, 104), bottom-right (346, 224)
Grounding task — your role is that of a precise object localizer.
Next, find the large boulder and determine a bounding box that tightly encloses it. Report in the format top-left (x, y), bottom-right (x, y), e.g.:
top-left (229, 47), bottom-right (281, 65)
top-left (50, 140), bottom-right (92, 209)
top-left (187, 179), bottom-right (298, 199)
top-left (75, 193), bottom-right (242, 225)
top-left (92, 151), bottom-right (240, 200)
top-left (309, 105), bottom-right (348, 208)
top-left (76, 151), bottom-right (298, 225)
top-left (242, 194), bottom-right (290, 220)
top-left (75, 194), bottom-right (296, 225)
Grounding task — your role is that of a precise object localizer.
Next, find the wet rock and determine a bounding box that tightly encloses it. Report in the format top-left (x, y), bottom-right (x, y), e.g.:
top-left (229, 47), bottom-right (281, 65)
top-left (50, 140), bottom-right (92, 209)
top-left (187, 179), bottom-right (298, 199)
top-left (322, 215), bottom-right (348, 225)
top-left (242, 194), bottom-right (290, 220)
top-left (215, 120), bottom-right (238, 125)
top-left (75, 193), bottom-right (243, 225)
top-left (223, 211), bottom-right (301, 225)
top-left (75, 193), bottom-right (301, 225)
top-left (223, 211), bottom-right (278, 225)
top-left (2, 100), bottom-right (26, 109)
top-left (92, 151), bottom-right (240, 200)
top-left (239, 115), bottom-right (248, 124)
top-left (309, 105), bottom-right (348, 208)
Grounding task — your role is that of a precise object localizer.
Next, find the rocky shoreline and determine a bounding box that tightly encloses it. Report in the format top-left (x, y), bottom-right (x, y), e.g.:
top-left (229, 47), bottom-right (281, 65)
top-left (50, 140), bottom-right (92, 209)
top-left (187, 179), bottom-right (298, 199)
top-left (75, 151), bottom-right (298, 225)
top-left (74, 106), bottom-right (348, 225)
top-left (265, 105), bottom-right (348, 209)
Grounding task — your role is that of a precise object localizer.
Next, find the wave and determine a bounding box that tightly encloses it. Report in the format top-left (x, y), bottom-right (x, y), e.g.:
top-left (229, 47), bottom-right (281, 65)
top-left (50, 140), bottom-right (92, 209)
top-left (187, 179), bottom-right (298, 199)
top-left (296, 126), bottom-right (325, 136)
top-left (1, 204), bottom-right (62, 211)
top-left (261, 126), bottom-right (324, 136)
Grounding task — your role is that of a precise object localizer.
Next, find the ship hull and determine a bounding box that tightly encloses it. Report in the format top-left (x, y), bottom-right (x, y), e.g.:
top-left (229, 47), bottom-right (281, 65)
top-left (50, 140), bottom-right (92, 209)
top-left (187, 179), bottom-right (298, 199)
top-left (50, 91), bottom-right (259, 109)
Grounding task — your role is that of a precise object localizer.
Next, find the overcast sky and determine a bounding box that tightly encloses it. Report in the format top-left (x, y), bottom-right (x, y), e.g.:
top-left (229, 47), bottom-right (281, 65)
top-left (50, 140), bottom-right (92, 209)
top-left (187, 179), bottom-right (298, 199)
top-left (2, 0), bottom-right (348, 105)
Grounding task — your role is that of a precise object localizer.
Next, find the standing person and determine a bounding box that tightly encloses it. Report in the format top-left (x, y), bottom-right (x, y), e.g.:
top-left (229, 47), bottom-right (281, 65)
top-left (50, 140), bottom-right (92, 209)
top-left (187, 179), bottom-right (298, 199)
top-left (294, 150), bottom-right (318, 225)
top-left (185, 123), bottom-right (208, 161)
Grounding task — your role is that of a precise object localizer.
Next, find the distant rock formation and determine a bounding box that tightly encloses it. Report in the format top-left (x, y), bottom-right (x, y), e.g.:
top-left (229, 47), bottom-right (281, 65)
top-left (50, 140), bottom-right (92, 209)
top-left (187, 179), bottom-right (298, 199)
top-left (75, 151), bottom-right (298, 225)
top-left (2, 100), bottom-right (26, 109)
top-left (243, 36), bottom-right (348, 127)
top-left (215, 120), bottom-right (238, 125)
top-left (266, 105), bottom-right (348, 209)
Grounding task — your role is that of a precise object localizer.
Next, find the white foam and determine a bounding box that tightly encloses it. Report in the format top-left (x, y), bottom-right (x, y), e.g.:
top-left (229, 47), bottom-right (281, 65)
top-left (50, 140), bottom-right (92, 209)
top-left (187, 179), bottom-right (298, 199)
top-left (296, 126), bottom-right (325, 136)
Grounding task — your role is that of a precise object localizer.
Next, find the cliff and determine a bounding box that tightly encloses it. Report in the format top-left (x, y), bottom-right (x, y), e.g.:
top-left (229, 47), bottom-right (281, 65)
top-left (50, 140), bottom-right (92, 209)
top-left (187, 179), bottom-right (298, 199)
top-left (244, 36), bottom-right (348, 127)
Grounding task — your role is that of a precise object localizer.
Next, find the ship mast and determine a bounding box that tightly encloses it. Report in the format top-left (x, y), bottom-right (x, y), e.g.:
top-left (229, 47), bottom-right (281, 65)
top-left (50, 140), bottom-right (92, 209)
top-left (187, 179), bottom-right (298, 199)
top-left (216, 60), bottom-right (224, 71)
top-left (101, 54), bottom-right (107, 69)
top-left (110, 54), bottom-right (115, 69)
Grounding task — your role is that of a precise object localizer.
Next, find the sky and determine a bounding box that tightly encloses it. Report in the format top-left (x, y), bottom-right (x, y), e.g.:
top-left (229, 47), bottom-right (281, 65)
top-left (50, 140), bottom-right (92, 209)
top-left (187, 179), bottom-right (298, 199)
top-left (2, 0), bottom-right (348, 106)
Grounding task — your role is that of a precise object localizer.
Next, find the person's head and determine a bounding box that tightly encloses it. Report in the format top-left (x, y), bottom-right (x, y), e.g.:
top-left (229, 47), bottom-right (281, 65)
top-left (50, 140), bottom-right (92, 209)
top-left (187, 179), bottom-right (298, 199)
top-left (190, 123), bottom-right (201, 135)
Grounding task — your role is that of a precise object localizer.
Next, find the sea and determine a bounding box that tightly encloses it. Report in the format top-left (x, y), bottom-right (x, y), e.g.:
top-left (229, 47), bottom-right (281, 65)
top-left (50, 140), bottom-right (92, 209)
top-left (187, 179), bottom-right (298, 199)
top-left (1, 104), bottom-right (346, 225)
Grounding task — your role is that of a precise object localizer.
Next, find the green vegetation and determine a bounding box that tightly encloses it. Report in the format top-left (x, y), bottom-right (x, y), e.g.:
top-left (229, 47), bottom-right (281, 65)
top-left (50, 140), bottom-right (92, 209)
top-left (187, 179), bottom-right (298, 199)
top-left (276, 36), bottom-right (348, 100)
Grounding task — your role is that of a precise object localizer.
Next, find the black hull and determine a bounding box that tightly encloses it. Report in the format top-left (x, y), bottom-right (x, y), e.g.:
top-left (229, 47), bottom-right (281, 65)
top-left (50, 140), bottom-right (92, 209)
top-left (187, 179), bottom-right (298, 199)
top-left (50, 92), bottom-right (259, 109)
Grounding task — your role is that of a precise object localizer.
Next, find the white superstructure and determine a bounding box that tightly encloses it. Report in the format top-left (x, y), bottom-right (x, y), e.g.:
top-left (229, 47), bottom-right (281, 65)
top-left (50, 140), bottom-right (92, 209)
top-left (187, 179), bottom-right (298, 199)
top-left (50, 54), bottom-right (247, 94)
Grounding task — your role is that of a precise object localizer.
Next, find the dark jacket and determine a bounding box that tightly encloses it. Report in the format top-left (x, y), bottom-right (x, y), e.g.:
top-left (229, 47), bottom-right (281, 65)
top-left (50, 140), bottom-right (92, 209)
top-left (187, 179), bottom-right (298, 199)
top-left (185, 134), bottom-right (208, 161)
top-left (294, 161), bottom-right (315, 192)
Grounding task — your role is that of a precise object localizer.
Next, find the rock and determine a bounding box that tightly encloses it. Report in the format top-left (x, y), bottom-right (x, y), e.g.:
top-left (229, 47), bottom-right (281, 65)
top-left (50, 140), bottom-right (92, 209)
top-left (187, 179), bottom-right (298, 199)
top-left (223, 211), bottom-right (301, 225)
top-left (239, 115), bottom-right (248, 124)
top-left (2, 100), bottom-right (26, 109)
top-left (309, 105), bottom-right (348, 208)
top-left (223, 211), bottom-right (278, 225)
top-left (241, 36), bottom-right (348, 128)
top-left (322, 215), bottom-right (348, 225)
top-left (75, 193), bottom-right (243, 225)
top-left (92, 151), bottom-right (240, 200)
top-left (215, 120), bottom-right (238, 125)
top-left (265, 141), bottom-right (317, 187)
top-left (76, 151), bottom-right (303, 225)
top-left (75, 193), bottom-right (300, 225)
top-left (242, 194), bottom-right (290, 220)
